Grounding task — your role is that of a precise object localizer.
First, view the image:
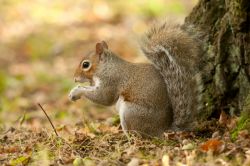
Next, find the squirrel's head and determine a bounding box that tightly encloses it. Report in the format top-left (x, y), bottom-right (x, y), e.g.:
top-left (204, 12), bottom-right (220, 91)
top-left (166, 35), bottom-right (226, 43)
top-left (74, 41), bottom-right (108, 83)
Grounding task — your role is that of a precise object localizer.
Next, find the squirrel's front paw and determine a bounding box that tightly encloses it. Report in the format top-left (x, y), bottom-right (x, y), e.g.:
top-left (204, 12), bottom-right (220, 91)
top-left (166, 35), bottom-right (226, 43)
top-left (68, 93), bottom-right (81, 101)
top-left (68, 86), bottom-right (82, 101)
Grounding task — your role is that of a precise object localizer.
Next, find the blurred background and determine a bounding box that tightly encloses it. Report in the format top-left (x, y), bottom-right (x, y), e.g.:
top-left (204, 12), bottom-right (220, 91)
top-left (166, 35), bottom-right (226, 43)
top-left (0, 0), bottom-right (197, 132)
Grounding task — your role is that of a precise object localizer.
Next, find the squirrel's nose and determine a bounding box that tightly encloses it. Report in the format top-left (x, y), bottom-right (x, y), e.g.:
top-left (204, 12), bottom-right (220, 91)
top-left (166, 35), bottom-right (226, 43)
top-left (74, 77), bottom-right (81, 83)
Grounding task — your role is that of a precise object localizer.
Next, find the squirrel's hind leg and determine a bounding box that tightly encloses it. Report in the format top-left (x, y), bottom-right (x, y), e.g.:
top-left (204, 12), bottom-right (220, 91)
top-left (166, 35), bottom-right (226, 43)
top-left (116, 97), bottom-right (168, 137)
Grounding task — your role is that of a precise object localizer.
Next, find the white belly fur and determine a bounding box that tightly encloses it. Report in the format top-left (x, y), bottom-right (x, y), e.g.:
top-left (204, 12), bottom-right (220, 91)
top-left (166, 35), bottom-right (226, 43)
top-left (116, 96), bottom-right (128, 133)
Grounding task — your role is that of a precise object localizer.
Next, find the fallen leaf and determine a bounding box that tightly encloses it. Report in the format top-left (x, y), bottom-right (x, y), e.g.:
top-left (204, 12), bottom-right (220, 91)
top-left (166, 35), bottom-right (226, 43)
top-left (162, 154), bottom-right (170, 166)
top-left (200, 139), bottom-right (224, 153)
top-left (212, 131), bottom-right (221, 139)
top-left (2, 146), bottom-right (21, 153)
top-left (182, 143), bottom-right (195, 150)
top-left (73, 157), bottom-right (83, 166)
top-left (219, 111), bottom-right (228, 126)
top-left (227, 118), bottom-right (237, 130)
top-left (82, 157), bottom-right (95, 166)
top-left (127, 158), bottom-right (139, 166)
top-left (244, 150), bottom-right (250, 166)
top-left (9, 155), bottom-right (30, 166)
top-left (98, 124), bottom-right (119, 134)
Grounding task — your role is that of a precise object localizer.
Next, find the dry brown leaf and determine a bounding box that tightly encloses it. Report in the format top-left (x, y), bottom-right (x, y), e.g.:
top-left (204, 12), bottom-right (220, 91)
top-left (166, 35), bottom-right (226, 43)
top-left (200, 139), bottom-right (224, 153)
top-left (98, 124), bottom-right (119, 134)
top-left (226, 118), bottom-right (237, 130)
top-left (1, 146), bottom-right (22, 154)
top-left (238, 130), bottom-right (249, 139)
top-left (75, 128), bottom-right (96, 139)
top-left (219, 111), bottom-right (228, 126)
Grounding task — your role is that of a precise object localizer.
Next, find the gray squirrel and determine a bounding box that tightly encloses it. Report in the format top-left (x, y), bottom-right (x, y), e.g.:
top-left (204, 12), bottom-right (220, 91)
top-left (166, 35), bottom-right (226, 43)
top-left (68, 21), bottom-right (204, 137)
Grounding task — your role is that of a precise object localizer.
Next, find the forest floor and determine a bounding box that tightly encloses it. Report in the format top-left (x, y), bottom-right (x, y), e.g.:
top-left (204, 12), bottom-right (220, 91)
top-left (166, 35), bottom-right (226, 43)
top-left (0, 1), bottom-right (250, 165)
top-left (1, 115), bottom-right (250, 165)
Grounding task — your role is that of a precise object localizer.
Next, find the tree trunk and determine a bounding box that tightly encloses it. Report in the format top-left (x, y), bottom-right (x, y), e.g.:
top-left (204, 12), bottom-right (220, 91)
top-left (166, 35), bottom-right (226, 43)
top-left (184, 0), bottom-right (250, 118)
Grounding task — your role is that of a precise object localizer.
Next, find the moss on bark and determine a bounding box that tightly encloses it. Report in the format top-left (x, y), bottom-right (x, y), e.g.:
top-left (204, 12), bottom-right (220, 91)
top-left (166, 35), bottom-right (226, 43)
top-left (185, 0), bottom-right (250, 119)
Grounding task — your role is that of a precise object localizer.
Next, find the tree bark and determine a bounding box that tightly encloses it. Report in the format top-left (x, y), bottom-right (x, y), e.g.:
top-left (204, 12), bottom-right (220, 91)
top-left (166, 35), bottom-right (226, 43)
top-left (184, 0), bottom-right (250, 118)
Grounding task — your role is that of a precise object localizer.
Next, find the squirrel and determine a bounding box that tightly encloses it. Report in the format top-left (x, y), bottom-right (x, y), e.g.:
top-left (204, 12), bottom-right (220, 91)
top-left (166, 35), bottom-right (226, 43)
top-left (68, 21), bottom-right (204, 137)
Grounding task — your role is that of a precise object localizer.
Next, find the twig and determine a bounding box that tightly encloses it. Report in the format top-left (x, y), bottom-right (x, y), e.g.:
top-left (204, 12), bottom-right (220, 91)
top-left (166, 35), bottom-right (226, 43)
top-left (37, 103), bottom-right (59, 136)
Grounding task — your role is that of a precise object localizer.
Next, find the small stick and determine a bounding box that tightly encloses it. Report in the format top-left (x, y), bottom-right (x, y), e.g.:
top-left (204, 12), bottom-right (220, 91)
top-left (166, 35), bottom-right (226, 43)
top-left (37, 103), bottom-right (59, 136)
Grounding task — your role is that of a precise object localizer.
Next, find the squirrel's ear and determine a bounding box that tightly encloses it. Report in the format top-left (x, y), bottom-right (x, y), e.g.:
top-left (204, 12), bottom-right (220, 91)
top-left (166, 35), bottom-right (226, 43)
top-left (101, 41), bottom-right (108, 49)
top-left (95, 41), bottom-right (108, 55)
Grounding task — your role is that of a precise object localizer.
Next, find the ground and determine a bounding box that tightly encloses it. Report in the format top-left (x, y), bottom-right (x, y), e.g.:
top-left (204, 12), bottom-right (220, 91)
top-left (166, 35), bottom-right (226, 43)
top-left (0, 0), bottom-right (249, 165)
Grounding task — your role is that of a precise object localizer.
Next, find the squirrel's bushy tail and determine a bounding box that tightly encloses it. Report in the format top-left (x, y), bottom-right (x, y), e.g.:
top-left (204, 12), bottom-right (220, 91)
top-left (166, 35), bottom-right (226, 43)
top-left (140, 21), bottom-right (204, 130)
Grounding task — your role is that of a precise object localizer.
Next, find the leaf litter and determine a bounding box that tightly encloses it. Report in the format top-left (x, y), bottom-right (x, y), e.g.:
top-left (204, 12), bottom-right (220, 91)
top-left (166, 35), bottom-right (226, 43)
top-left (1, 117), bottom-right (250, 165)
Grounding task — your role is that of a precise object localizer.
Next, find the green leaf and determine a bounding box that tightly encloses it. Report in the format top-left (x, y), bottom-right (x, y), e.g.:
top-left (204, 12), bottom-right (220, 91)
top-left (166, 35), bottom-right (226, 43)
top-left (9, 156), bottom-right (30, 166)
top-left (73, 158), bottom-right (83, 166)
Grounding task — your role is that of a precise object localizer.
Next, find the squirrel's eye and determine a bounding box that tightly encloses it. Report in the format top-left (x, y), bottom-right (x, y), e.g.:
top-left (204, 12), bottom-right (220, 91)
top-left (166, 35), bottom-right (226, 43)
top-left (81, 60), bottom-right (91, 71)
top-left (82, 62), bottom-right (90, 68)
